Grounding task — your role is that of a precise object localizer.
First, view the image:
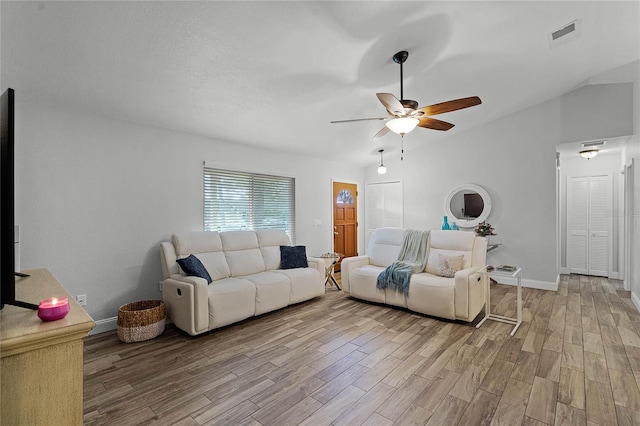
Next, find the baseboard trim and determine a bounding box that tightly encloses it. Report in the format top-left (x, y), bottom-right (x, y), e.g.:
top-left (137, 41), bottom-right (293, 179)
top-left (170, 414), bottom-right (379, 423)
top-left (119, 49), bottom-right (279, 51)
top-left (632, 292), bottom-right (640, 314)
top-left (89, 315), bottom-right (173, 335)
top-left (492, 276), bottom-right (559, 292)
top-left (90, 316), bottom-right (117, 335)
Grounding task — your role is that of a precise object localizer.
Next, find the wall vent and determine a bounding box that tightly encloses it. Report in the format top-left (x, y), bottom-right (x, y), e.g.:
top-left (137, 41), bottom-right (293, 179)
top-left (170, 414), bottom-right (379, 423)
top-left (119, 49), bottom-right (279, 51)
top-left (582, 140), bottom-right (607, 148)
top-left (552, 22), bottom-right (576, 41)
top-left (548, 20), bottom-right (581, 49)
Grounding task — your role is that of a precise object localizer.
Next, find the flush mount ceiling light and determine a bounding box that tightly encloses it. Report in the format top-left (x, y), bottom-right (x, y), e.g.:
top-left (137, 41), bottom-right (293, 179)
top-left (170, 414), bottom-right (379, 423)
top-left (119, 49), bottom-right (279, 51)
top-left (377, 149), bottom-right (387, 174)
top-left (580, 149), bottom-right (598, 159)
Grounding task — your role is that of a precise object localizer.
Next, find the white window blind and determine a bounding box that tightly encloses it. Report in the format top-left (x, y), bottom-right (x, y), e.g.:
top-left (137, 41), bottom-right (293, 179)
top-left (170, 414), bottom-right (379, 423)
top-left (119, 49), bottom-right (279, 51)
top-left (203, 166), bottom-right (296, 242)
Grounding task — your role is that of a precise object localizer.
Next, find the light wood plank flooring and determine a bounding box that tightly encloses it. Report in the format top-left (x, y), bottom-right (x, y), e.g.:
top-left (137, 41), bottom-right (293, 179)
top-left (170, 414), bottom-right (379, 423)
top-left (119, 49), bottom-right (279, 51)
top-left (83, 274), bottom-right (640, 425)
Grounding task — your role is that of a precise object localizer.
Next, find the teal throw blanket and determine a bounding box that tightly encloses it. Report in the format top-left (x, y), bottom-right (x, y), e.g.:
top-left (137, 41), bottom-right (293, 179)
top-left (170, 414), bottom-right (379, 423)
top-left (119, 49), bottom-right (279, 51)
top-left (376, 229), bottom-right (430, 296)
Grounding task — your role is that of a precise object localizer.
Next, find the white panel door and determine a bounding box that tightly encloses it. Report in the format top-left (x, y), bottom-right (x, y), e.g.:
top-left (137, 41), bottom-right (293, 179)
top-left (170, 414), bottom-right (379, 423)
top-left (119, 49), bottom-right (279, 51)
top-left (567, 175), bottom-right (611, 277)
top-left (588, 176), bottom-right (610, 277)
top-left (568, 177), bottom-right (589, 274)
top-left (365, 181), bottom-right (403, 247)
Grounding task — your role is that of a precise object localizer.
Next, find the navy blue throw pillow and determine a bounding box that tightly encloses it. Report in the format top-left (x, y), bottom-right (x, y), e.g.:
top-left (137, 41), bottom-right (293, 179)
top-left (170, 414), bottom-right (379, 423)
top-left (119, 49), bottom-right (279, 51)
top-left (177, 254), bottom-right (212, 283)
top-left (280, 245), bottom-right (308, 269)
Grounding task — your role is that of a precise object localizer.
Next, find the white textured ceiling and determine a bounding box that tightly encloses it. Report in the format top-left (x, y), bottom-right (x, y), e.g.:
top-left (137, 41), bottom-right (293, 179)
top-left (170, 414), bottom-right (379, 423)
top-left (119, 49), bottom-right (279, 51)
top-left (2, 1), bottom-right (639, 166)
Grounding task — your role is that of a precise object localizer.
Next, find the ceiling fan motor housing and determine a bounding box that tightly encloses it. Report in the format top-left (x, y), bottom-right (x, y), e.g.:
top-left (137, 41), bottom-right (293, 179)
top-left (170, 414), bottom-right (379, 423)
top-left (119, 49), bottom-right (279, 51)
top-left (400, 99), bottom-right (418, 112)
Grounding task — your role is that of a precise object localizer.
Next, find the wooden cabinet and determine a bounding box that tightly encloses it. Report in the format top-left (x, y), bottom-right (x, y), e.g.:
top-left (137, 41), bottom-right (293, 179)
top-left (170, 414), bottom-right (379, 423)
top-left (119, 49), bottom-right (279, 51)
top-left (0, 269), bottom-right (95, 425)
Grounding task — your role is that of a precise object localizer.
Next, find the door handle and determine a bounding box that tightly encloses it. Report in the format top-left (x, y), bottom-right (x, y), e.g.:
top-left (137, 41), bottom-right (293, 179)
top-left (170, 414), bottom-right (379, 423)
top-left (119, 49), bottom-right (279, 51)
top-left (334, 232), bottom-right (339, 235)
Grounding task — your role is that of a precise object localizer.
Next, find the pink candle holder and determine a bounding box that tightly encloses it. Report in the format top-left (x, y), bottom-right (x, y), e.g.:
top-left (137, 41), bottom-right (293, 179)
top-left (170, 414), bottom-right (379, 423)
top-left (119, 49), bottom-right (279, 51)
top-left (38, 297), bottom-right (70, 321)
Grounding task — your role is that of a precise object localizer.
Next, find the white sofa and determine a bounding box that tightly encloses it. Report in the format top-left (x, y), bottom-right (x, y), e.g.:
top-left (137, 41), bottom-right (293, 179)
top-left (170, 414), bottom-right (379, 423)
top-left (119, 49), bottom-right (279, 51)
top-left (341, 228), bottom-right (488, 322)
top-left (160, 229), bottom-right (325, 336)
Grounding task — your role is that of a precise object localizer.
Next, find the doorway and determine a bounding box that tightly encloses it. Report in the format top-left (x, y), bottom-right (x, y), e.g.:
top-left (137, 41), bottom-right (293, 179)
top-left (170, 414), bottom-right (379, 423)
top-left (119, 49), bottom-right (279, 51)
top-left (557, 137), bottom-right (629, 280)
top-left (332, 181), bottom-right (358, 272)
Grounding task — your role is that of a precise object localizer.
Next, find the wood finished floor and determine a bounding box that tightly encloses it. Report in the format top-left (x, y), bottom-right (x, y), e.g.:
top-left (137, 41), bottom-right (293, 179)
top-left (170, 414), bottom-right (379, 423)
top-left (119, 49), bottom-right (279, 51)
top-left (83, 274), bottom-right (640, 426)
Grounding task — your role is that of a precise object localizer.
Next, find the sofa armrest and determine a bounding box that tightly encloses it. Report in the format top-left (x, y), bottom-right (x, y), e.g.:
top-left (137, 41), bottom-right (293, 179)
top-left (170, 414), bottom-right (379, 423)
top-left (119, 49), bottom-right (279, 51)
top-left (454, 266), bottom-right (485, 321)
top-left (340, 256), bottom-right (371, 293)
top-left (162, 274), bottom-right (209, 336)
top-left (306, 257), bottom-right (325, 277)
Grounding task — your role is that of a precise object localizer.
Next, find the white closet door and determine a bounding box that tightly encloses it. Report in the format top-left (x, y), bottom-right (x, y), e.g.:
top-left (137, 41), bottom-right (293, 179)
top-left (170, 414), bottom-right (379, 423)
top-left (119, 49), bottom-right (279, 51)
top-left (568, 177), bottom-right (589, 274)
top-left (365, 181), bottom-right (403, 247)
top-left (588, 176), bottom-right (610, 277)
top-left (567, 175), bottom-right (611, 277)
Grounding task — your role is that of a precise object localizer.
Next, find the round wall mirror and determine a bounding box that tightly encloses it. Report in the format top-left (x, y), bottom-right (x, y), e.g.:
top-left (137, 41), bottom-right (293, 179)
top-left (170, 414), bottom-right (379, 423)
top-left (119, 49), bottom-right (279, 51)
top-left (445, 184), bottom-right (492, 229)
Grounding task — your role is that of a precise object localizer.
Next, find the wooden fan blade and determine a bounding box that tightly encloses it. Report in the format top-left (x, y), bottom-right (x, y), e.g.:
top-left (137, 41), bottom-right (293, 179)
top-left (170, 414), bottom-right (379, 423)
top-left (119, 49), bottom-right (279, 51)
top-left (418, 117), bottom-right (455, 131)
top-left (416, 96), bottom-right (482, 116)
top-left (373, 125), bottom-right (390, 139)
top-left (376, 93), bottom-right (405, 115)
top-left (330, 117), bottom-right (387, 124)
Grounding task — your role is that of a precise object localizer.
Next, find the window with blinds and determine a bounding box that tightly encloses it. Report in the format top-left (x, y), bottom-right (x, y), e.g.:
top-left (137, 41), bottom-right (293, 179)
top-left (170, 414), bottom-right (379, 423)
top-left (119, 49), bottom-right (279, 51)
top-left (203, 166), bottom-right (296, 242)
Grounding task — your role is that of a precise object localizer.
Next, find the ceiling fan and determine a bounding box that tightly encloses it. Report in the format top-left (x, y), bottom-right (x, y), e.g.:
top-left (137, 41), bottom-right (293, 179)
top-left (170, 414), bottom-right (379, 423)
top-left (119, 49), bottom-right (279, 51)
top-left (331, 50), bottom-right (482, 140)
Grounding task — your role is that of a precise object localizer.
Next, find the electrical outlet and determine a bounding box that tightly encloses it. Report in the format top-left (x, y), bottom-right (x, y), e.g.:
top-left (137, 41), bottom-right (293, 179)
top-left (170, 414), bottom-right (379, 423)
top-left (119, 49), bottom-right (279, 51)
top-left (158, 282), bottom-right (163, 292)
top-left (76, 294), bottom-right (87, 306)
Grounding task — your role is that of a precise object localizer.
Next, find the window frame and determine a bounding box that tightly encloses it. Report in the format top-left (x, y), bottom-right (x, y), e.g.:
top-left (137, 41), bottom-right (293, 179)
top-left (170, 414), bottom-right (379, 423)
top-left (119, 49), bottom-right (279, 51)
top-left (203, 162), bottom-right (296, 243)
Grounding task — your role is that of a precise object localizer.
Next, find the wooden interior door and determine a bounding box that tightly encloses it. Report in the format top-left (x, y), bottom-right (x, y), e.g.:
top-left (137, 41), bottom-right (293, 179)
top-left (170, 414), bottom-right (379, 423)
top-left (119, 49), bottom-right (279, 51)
top-left (333, 181), bottom-right (358, 271)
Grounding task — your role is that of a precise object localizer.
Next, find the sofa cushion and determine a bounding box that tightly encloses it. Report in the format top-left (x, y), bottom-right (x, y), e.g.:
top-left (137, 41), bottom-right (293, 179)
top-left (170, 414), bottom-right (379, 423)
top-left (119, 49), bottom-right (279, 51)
top-left (260, 246), bottom-right (283, 270)
top-left (177, 255), bottom-right (212, 283)
top-left (349, 264), bottom-right (386, 303)
top-left (243, 271), bottom-right (291, 315)
top-left (257, 229), bottom-right (291, 270)
top-left (196, 251), bottom-right (231, 281)
top-left (280, 246), bottom-right (308, 269)
top-left (220, 231), bottom-right (266, 276)
top-left (429, 230), bottom-right (476, 251)
top-left (225, 249), bottom-right (266, 276)
top-left (207, 278), bottom-right (256, 328)
top-left (368, 228), bottom-right (404, 267)
top-left (435, 254), bottom-right (465, 278)
top-left (172, 231), bottom-right (223, 257)
top-left (407, 273), bottom-right (456, 319)
top-left (220, 230), bottom-right (260, 251)
top-left (273, 268), bottom-right (324, 303)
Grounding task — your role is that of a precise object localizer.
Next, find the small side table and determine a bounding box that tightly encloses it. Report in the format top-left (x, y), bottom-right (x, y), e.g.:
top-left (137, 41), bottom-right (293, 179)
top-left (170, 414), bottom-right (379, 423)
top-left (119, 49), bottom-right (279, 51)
top-left (476, 265), bottom-right (522, 336)
top-left (317, 252), bottom-right (342, 290)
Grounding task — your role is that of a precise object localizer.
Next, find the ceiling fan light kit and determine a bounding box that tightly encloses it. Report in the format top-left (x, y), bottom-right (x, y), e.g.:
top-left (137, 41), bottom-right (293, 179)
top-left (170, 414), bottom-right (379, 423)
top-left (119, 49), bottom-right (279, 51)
top-left (386, 117), bottom-right (419, 135)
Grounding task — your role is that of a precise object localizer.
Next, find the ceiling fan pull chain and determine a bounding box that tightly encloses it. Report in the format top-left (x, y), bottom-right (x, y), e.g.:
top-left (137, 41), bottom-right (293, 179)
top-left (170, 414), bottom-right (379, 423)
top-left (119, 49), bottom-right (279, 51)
top-left (401, 135), bottom-right (404, 161)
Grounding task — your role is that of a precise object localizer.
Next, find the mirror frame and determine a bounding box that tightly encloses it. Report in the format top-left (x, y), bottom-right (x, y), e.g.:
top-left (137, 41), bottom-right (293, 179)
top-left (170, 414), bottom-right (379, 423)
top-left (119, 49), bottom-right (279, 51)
top-left (444, 183), bottom-right (492, 229)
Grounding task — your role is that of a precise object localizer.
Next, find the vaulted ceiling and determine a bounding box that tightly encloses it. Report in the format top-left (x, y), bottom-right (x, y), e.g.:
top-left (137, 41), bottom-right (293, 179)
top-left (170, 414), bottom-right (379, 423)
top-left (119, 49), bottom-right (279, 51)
top-left (2, 1), bottom-right (638, 166)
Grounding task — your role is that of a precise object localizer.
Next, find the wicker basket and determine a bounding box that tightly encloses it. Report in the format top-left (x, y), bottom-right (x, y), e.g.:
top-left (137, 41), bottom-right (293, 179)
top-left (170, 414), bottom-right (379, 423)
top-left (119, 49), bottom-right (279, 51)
top-left (117, 300), bottom-right (166, 343)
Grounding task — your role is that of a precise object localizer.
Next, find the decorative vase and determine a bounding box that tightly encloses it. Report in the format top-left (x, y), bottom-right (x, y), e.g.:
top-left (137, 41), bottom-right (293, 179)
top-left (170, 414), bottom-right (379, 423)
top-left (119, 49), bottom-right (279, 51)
top-left (451, 222), bottom-right (459, 231)
top-left (442, 216), bottom-right (450, 230)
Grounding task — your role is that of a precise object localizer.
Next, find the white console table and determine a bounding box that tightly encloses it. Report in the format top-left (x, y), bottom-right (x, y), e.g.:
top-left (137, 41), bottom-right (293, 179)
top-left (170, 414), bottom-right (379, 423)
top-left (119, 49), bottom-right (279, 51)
top-left (476, 265), bottom-right (522, 336)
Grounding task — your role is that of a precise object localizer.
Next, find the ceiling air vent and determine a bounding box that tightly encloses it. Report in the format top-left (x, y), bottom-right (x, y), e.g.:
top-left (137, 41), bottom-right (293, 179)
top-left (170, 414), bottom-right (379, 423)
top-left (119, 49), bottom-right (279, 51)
top-left (582, 140), bottom-right (607, 148)
top-left (548, 20), bottom-right (581, 49)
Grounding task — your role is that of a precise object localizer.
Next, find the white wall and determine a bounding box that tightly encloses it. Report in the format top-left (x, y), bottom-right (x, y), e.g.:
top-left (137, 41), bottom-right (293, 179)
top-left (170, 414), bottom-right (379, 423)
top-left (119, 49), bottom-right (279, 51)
top-left (365, 80), bottom-right (634, 287)
top-left (14, 99), bottom-right (364, 323)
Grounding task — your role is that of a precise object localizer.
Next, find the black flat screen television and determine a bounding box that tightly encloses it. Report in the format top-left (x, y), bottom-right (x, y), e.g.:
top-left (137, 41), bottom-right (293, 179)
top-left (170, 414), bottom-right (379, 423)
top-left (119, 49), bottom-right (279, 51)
top-left (1, 88), bottom-right (37, 310)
